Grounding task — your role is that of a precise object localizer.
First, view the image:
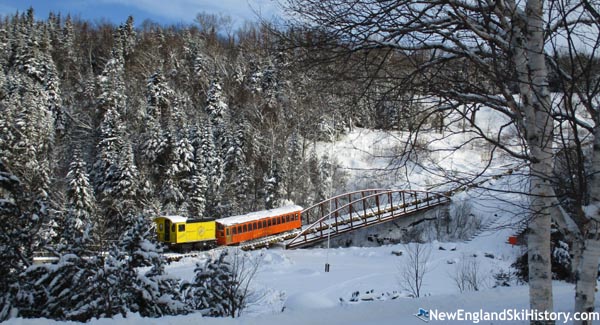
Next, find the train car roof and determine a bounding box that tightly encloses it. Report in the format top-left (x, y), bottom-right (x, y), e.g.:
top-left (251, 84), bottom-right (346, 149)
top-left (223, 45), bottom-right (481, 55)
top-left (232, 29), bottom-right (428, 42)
top-left (216, 205), bottom-right (303, 226)
top-left (155, 215), bottom-right (188, 223)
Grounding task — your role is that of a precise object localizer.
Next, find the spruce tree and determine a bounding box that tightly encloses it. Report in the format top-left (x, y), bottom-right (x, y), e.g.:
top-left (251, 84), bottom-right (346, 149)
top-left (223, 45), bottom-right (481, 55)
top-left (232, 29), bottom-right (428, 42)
top-left (118, 215), bottom-right (186, 317)
top-left (185, 250), bottom-right (239, 317)
top-left (62, 150), bottom-right (96, 253)
top-left (0, 161), bottom-right (24, 321)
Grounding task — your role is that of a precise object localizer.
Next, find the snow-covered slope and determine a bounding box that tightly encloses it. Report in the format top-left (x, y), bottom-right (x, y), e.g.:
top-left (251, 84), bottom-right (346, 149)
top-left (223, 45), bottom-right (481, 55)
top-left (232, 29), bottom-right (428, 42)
top-left (8, 128), bottom-right (598, 325)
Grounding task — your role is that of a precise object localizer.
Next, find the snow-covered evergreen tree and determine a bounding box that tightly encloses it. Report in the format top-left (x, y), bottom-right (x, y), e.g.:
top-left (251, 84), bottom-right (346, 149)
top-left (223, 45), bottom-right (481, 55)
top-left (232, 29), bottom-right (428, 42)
top-left (185, 250), bottom-right (239, 317)
top-left (140, 116), bottom-right (169, 176)
top-left (318, 153), bottom-right (333, 201)
top-left (205, 77), bottom-right (231, 163)
top-left (146, 70), bottom-right (174, 127)
top-left (186, 166), bottom-right (208, 218)
top-left (114, 16), bottom-right (136, 60)
top-left (263, 164), bottom-right (281, 209)
top-left (62, 150), bottom-right (96, 253)
top-left (224, 124), bottom-right (250, 214)
top-left (110, 140), bottom-right (140, 233)
top-left (160, 168), bottom-right (184, 214)
top-left (96, 52), bottom-right (126, 117)
top-left (198, 122), bottom-right (223, 215)
top-left (93, 105), bottom-right (124, 200)
top-left (206, 77), bottom-right (228, 125)
top-left (307, 148), bottom-right (322, 202)
top-left (118, 215), bottom-right (187, 317)
top-left (0, 161), bottom-right (24, 321)
top-left (17, 254), bottom-right (99, 320)
top-left (284, 131), bottom-right (306, 202)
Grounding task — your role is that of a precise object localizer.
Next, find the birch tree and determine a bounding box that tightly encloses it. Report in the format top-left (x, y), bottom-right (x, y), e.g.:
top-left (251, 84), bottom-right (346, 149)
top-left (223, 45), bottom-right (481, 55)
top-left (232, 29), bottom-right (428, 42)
top-left (283, 0), bottom-right (600, 318)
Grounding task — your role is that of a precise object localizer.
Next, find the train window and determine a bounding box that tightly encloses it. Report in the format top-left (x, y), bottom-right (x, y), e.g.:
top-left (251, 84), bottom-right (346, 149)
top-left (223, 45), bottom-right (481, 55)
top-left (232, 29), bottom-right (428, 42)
top-left (252, 223), bottom-right (256, 230)
top-left (258, 222), bottom-right (262, 229)
top-left (277, 217), bottom-right (281, 225)
top-left (178, 224), bottom-right (185, 232)
top-left (268, 219), bottom-right (271, 226)
top-left (226, 228), bottom-right (230, 235)
top-left (243, 224), bottom-right (247, 232)
top-left (171, 225), bottom-right (176, 232)
top-left (238, 226), bottom-right (242, 233)
top-left (286, 215), bottom-right (290, 222)
top-left (263, 220), bottom-right (267, 228)
top-left (296, 214), bottom-right (300, 220)
top-left (233, 227), bottom-right (237, 235)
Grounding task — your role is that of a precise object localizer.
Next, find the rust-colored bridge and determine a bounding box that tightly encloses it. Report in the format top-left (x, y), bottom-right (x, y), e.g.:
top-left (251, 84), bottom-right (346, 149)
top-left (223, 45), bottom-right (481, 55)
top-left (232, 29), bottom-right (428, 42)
top-left (285, 189), bottom-right (450, 249)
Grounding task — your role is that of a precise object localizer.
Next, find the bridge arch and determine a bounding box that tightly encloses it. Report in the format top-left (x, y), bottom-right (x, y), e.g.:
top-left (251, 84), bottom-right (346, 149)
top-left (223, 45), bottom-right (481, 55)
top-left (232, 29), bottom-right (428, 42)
top-left (286, 189), bottom-right (449, 249)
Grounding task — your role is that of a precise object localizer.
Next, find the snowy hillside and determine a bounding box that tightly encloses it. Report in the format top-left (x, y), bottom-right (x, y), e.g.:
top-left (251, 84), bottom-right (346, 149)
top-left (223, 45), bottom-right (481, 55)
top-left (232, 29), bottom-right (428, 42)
top-left (8, 128), bottom-right (597, 325)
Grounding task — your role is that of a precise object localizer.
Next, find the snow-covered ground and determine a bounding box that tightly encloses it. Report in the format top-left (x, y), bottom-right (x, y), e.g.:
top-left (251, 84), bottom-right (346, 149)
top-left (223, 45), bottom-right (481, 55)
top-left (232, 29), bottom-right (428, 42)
top-left (8, 127), bottom-right (599, 324)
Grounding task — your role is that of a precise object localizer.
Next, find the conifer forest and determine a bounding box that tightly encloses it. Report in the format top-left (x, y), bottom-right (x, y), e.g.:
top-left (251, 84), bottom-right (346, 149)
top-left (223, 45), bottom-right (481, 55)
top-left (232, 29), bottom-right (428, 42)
top-left (0, 9), bottom-right (364, 321)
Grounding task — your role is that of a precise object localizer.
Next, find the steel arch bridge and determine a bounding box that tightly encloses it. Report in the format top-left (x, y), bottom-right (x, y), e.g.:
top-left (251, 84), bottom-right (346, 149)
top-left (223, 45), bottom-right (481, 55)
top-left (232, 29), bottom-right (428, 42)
top-left (284, 189), bottom-right (450, 249)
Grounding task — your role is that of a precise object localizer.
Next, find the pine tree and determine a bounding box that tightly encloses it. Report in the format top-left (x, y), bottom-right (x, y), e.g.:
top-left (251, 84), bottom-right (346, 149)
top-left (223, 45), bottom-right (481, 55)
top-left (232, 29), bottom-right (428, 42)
top-left (140, 116), bottom-right (169, 177)
top-left (224, 125), bottom-right (250, 214)
top-left (0, 161), bottom-right (24, 321)
top-left (185, 250), bottom-right (239, 317)
top-left (308, 148), bottom-right (322, 202)
top-left (146, 70), bottom-right (174, 126)
top-left (187, 167), bottom-right (208, 218)
top-left (263, 163), bottom-right (281, 209)
top-left (206, 77), bottom-right (228, 125)
top-left (111, 140), bottom-right (140, 233)
top-left (121, 215), bottom-right (187, 316)
top-left (115, 16), bottom-right (136, 60)
top-left (96, 51), bottom-right (126, 117)
top-left (62, 150), bottom-right (96, 253)
top-left (284, 131), bottom-right (306, 202)
top-left (174, 128), bottom-right (197, 213)
top-left (318, 153), bottom-right (333, 201)
top-left (205, 77), bottom-right (231, 163)
top-left (93, 105), bottom-right (123, 199)
top-left (198, 122), bottom-right (223, 215)
top-left (17, 254), bottom-right (98, 320)
top-left (160, 135), bottom-right (185, 214)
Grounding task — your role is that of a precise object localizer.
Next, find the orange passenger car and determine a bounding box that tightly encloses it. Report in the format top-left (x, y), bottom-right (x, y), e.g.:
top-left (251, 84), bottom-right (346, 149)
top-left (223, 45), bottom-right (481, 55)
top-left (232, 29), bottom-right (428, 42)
top-left (215, 205), bottom-right (303, 245)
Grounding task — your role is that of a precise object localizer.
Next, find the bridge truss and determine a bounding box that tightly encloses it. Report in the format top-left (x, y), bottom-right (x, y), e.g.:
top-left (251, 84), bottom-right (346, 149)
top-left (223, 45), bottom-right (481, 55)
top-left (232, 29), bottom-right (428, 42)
top-left (285, 189), bottom-right (450, 249)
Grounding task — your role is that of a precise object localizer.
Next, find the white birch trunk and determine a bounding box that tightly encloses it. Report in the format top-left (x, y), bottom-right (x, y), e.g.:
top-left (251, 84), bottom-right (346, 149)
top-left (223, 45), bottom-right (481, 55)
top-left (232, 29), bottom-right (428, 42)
top-left (573, 117), bottom-right (600, 321)
top-left (511, 0), bottom-right (555, 316)
top-left (574, 237), bottom-right (600, 325)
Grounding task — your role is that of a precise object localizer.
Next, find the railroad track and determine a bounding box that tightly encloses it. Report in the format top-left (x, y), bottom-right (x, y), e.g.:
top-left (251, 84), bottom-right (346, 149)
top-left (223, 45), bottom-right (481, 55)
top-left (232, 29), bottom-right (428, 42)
top-left (162, 229), bottom-right (302, 262)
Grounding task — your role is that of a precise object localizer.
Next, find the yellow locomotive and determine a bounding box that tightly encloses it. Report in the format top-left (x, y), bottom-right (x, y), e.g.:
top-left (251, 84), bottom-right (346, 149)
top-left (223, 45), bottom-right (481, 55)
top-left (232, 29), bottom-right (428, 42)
top-left (154, 215), bottom-right (217, 251)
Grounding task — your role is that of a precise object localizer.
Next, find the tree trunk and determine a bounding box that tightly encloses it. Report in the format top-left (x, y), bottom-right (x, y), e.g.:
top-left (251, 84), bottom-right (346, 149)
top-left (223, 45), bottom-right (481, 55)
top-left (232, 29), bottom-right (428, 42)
top-left (573, 122), bottom-right (600, 320)
top-left (574, 237), bottom-right (600, 325)
top-left (571, 238), bottom-right (583, 282)
top-left (512, 0), bottom-right (555, 317)
top-left (527, 177), bottom-right (554, 319)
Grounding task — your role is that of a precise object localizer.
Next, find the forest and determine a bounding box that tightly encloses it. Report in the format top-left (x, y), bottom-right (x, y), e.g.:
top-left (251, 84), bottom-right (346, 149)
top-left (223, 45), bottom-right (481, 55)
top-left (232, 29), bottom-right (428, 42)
top-left (0, 6), bottom-right (435, 321)
top-left (2, 1), bottom-right (600, 323)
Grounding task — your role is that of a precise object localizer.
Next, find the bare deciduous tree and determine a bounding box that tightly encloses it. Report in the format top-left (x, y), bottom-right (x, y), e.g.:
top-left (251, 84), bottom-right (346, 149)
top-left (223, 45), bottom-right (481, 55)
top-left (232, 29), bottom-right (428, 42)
top-left (225, 249), bottom-right (264, 317)
top-left (451, 255), bottom-right (486, 293)
top-left (398, 244), bottom-right (431, 298)
top-left (282, 0), bottom-right (600, 318)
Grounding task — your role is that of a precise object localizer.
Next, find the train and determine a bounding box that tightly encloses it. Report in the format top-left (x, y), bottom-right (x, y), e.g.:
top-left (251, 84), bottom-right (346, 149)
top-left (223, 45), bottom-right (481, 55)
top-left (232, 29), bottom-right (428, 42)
top-left (154, 205), bottom-right (303, 251)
